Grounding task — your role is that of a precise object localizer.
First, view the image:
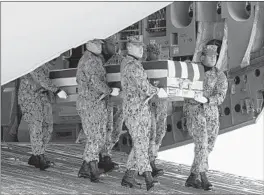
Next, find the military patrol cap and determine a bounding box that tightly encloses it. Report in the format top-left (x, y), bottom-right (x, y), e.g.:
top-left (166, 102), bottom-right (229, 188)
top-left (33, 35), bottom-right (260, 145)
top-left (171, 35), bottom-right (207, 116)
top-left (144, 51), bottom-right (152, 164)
top-left (105, 34), bottom-right (118, 44)
top-left (202, 45), bottom-right (218, 56)
top-left (146, 43), bottom-right (161, 55)
top-left (127, 35), bottom-right (145, 46)
top-left (88, 39), bottom-right (104, 45)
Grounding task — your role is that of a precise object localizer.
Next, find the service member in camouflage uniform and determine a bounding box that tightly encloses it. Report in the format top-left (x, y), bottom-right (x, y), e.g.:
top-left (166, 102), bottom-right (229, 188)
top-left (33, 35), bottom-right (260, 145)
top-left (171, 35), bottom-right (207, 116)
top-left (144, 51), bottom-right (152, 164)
top-left (1, 78), bottom-right (22, 142)
top-left (18, 58), bottom-right (68, 170)
top-left (98, 35), bottom-right (123, 172)
top-left (76, 39), bottom-right (119, 182)
top-left (183, 45), bottom-right (228, 190)
top-left (146, 43), bottom-right (168, 178)
top-left (120, 36), bottom-right (165, 191)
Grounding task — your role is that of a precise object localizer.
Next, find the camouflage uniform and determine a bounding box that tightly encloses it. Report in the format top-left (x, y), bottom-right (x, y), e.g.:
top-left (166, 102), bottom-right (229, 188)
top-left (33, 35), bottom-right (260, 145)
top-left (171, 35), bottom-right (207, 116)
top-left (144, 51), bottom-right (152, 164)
top-left (102, 54), bottom-right (125, 157)
top-left (121, 55), bottom-right (158, 175)
top-left (145, 43), bottom-right (167, 163)
top-left (18, 63), bottom-right (59, 155)
top-left (148, 97), bottom-right (167, 162)
top-left (76, 50), bottom-right (112, 163)
top-left (183, 67), bottom-right (228, 174)
top-left (102, 103), bottom-right (124, 156)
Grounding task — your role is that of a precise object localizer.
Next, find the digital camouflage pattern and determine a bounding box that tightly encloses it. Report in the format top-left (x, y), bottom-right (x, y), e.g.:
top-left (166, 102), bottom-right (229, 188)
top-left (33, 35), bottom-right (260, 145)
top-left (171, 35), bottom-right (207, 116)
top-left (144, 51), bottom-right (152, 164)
top-left (102, 100), bottom-right (114, 156)
top-left (111, 105), bottom-right (124, 148)
top-left (18, 63), bottom-right (59, 155)
top-left (76, 50), bottom-right (112, 163)
top-left (76, 51), bottom-right (110, 108)
top-left (183, 67), bottom-right (228, 174)
top-left (101, 54), bottom-right (125, 157)
top-left (146, 43), bottom-right (167, 162)
top-left (121, 55), bottom-right (158, 174)
top-left (101, 104), bottom-right (124, 156)
top-left (78, 103), bottom-right (108, 163)
top-left (148, 97), bottom-right (168, 162)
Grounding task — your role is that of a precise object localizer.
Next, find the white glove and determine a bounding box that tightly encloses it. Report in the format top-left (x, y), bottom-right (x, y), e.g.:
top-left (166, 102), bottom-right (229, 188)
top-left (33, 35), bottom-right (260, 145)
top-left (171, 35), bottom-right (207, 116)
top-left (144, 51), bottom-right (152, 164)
top-left (110, 88), bottom-right (120, 96)
top-left (157, 88), bottom-right (168, 98)
top-left (194, 95), bottom-right (208, 104)
top-left (57, 90), bottom-right (68, 99)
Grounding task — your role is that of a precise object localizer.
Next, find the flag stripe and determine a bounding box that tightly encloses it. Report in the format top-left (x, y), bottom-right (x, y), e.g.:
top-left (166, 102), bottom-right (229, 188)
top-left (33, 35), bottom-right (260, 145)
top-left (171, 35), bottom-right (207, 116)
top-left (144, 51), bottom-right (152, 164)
top-left (145, 70), bottom-right (168, 78)
top-left (106, 73), bottom-right (120, 82)
top-left (186, 61), bottom-right (194, 80)
top-left (191, 63), bottom-right (200, 81)
top-left (50, 68), bottom-right (77, 79)
top-left (143, 60), bottom-right (169, 70)
top-left (52, 77), bottom-right (77, 87)
top-left (104, 65), bottom-right (120, 73)
top-left (107, 81), bottom-right (121, 88)
top-left (174, 61), bottom-right (182, 78)
top-left (60, 86), bottom-right (78, 95)
top-left (168, 61), bottom-right (176, 77)
top-left (179, 61), bottom-right (188, 79)
top-left (198, 64), bottom-right (205, 81)
top-left (51, 77), bottom-right (203, 90)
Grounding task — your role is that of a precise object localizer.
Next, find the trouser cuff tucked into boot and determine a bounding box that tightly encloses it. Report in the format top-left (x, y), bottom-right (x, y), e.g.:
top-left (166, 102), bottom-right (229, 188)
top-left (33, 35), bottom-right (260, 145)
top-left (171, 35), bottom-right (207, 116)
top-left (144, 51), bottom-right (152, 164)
top-left (200, 172), bottom-right (213, 191)
top-left (98, 154), bottom-right (119, 173)
top-left (150, 160), bottom-right (164, 178)
top-left (143, 171), bottom-right (159, 191)
top-left (89, 160), bottom-right (100, 183)
top-left (28, 155), bottom-right (39, 168)
top-left (78, 160), bottom-right (91, 178)
top-left (38, 154), bottom-right (51, 171)
top-left (185, 172), bottom-right (202, 189)
top-left (121, 170), bottom-right (142, 189)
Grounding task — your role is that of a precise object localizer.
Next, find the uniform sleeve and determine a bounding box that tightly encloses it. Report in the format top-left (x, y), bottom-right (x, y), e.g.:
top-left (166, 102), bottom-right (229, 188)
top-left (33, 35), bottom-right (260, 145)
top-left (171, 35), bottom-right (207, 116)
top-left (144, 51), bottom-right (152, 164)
top-left (90, 75), bottom-right (112, 95)
top-left (208, 71), bottom-right (228, 106)
top-left (30, 65), bottom-right (59, 93)
top-left (83, 59), bottom-right (112, 95)
top-left (127, 62), bottom-right (158, 96)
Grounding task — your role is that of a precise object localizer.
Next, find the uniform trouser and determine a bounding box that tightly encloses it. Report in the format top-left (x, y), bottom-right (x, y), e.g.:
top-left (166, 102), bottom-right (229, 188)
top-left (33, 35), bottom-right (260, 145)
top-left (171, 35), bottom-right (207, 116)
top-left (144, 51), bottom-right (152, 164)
top-left (186, 105), bottom-right (219, 174)
top-left (124, 104), bottom-right (152, 175)
top-left (101, 103), bottom-right (124, 157)
top-left (9, 79), bottom-right (23, 136)
top-left (78, 101), bottom-right (108, 163)
top-left (148, 100), bottom-right (168, 162)
top-left (21, 101), bottom-right (53, 155)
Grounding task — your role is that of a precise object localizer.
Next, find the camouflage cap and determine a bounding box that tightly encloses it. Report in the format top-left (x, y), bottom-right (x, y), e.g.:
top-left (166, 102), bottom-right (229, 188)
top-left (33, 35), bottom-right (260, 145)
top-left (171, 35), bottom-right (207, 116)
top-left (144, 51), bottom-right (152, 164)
top-left (127, 35), bottom-right (145, 46)
top-left (202, 45), bottom-right (218, 56)
top-left (146, 43), bottom-right (161, 55)
top-left (87, 39), bottom-right (104, 45)
top-left (105, 34), bottom-right (118, 44)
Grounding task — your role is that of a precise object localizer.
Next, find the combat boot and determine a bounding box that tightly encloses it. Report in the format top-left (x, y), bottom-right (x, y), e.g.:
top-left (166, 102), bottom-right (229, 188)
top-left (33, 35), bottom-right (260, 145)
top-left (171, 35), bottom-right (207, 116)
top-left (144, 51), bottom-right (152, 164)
top-left (150, 160), bottom-right (164, 178)
top-left (200, 172), bottom-right (213, 191)
top-left (28, 155), bottom-right (40, 168)
top-left (98, 154), bottom-right (119, 173)
top-left (89, 160), bottom-right (100, 183)
top-left (185, 172), bottom-right (202, 189)
top-left (78, 160), bottom-right (91, 178)
top-left (43, 155), bottom-right (54, 166)
top-left (121, 170), bottom-right (142, 189)
top-left (38, 154), bottom-right (51, 170)
top-left (143, 171), bottom-right (158, 191)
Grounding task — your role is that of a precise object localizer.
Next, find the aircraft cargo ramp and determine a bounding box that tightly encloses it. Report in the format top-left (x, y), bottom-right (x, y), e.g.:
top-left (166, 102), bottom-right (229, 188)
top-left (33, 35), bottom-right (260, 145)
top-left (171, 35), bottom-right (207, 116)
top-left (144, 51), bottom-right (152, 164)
top-left (1, 143), bottom-right (264, 195)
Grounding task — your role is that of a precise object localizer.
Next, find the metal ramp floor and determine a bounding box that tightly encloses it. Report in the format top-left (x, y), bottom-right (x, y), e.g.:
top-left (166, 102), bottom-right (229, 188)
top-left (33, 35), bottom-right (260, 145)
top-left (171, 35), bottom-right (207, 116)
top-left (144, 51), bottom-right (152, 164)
top-left (1, 143), bottom-right (264, 195)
